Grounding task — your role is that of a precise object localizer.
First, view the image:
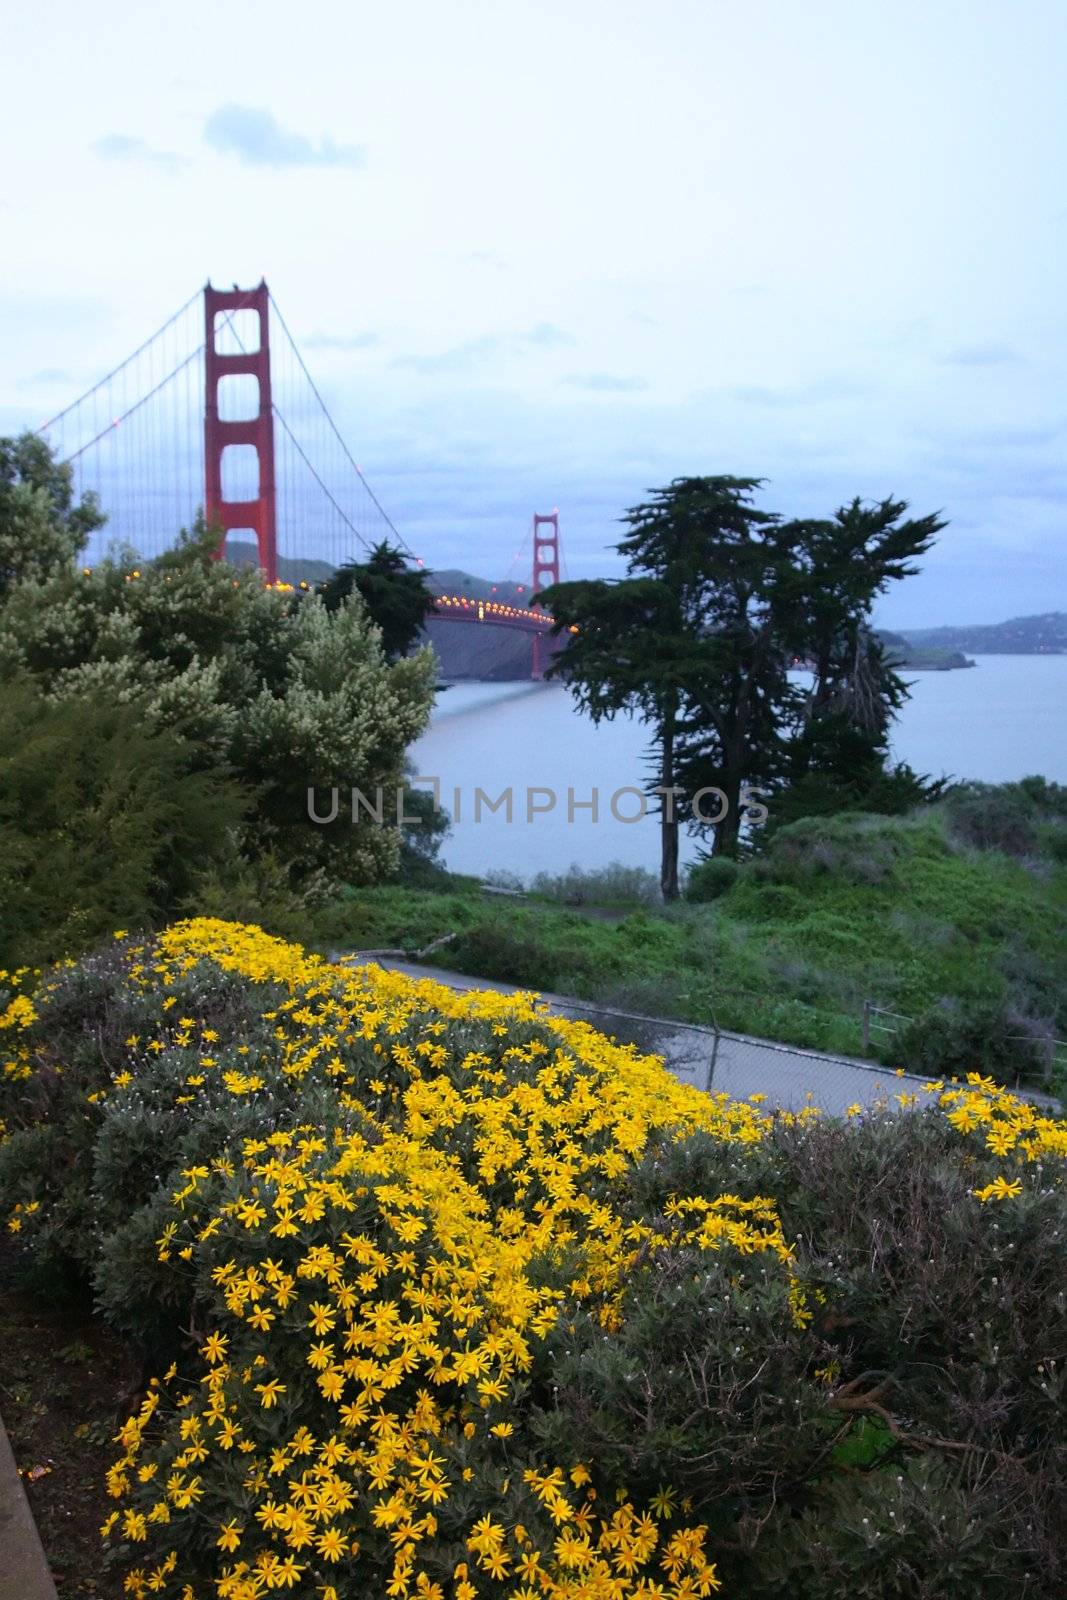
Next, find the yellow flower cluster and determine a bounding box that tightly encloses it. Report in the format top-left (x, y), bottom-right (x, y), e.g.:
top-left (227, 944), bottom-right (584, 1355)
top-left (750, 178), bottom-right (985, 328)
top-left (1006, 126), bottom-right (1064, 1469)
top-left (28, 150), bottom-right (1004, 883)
top-left (2, 919), bottom-right (1063, 1600)
top-left (95, 921), bottom-right (777, 1598)
top-left (935, 1074), bottom-right (1067, 1171)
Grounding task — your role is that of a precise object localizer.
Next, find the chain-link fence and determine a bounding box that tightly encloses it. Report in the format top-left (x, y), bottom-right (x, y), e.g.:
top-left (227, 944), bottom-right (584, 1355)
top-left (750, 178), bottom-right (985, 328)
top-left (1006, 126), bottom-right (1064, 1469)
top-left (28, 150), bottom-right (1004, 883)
top-left (341, 953), bottom-right (1062, 1114)
top-left (545, 995), bottom-right (975, 1115)
top-left (864, 1001), bottom-right (1066, 1096)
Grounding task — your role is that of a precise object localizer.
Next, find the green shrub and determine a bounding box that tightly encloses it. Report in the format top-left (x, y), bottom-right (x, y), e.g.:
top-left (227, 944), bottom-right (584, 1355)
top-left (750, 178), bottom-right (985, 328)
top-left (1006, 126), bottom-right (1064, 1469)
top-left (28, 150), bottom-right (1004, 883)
top-left (0, 681), bottom-right (247, 969)
top-left (943, 782), bottom-right (1041, 856)
top-left (684, 855), bottom-right (739, 901)
top-left (755, 813), bottom-right (944, 889)
top-left (626, 1110), bottom-right (1067, 1594)
top-left (763, 761), bottom-right (948, 837)
top-left (530, 860), bottom-right (661, 906)
top-left (0, 515), bottom-right (436, 886)
top-left (187, 851), bottom-right (333, 949)
top-left (942, 777), bottom-right (1067, 862)
top-left (447, 916), bottom-right (603, 990)
top-left (895, 998), bottom-right (1049, 1086)
top-left (1040, 822), bottom-right (1067, 865)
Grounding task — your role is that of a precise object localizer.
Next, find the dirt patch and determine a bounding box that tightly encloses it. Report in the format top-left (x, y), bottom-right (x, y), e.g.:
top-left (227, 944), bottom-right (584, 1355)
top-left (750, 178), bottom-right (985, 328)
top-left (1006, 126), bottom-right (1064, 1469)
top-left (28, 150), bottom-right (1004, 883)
top-left (0, 1248), bottom-right (140, 1598)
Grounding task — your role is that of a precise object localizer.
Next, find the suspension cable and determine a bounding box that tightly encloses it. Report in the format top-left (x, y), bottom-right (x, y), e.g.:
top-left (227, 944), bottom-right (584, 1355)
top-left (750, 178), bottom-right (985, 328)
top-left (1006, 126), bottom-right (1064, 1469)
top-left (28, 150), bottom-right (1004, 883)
top-left (55, 294), bottom-right (259, 466)
top-left (62, 344), bottom-right (203, 464)
top-left (267, 290), bottom-right (417, 560)
top-left (37, 287), bottom-right (202, 433)
top-left (271, 405), bottom-right (373, 555)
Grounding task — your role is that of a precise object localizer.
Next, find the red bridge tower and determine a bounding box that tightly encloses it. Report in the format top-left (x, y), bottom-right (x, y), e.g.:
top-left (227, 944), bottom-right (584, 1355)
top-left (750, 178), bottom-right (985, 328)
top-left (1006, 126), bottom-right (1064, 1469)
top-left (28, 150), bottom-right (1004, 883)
top-left (531, 509), bottom-right (560, 679)
top-left (203, 280), bottom-right (278, 584)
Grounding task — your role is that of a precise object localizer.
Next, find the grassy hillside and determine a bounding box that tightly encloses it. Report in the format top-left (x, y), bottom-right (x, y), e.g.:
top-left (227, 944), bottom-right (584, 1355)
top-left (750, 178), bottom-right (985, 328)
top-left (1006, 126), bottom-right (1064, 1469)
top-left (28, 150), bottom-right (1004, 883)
top-left (319, 808), bottom-right (1067, 1084)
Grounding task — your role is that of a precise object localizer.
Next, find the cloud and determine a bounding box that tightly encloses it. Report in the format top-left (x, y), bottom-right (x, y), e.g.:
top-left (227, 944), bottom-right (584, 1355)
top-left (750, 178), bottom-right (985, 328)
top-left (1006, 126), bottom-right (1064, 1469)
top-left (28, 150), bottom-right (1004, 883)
top-left (392, 325), bottom-right (576, 374)
top-left (524, 322), bottom-right (576, 349)
top-left (562, 373), bottom-right (649, 392)
top-left (939, 341), bottom-right (1023, 367)
top-left (393, 336), bottom-right (504, 375)
top-left (728, 377), bottom-right (866, 408)
top-left (729, 384), bottom-right (794, 408)
top-left (16, 367), bottom-right (74, 391)
top-left (461, 249), bottom-right (510, 270)
top-left (0, 293), bottom-right (108, 333)
top-left (203, 105), bottom-right (364, 169)
top-left (952, 424), bottom-right (1061, 451)
top-left (93, 133), bottom-right (182, 171)
top-left (303, 332), bottom-right (379, 351)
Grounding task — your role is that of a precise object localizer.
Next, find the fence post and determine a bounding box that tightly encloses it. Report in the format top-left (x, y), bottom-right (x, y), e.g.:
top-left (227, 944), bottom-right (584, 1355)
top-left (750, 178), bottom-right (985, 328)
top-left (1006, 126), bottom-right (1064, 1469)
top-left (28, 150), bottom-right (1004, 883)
top-left (862, 999), bottom-right (871, 1057)
top-left (704, 1028), bottom-right (720, 1095)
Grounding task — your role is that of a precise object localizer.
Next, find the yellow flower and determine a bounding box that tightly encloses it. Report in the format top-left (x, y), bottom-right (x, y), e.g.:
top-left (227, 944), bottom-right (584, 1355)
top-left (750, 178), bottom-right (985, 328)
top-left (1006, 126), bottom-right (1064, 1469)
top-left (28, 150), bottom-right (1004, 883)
top-left (308, 1302), bottom-right (336, 1335)
top-left (649, 1486), bottom-right (675, 1519)
top-left (974, 1176), bottom-right (1023, 1203)
top-left (122, 1509), bottom-right (148, 1541)
top-left (316, 1527), bottom-right (348, 1561)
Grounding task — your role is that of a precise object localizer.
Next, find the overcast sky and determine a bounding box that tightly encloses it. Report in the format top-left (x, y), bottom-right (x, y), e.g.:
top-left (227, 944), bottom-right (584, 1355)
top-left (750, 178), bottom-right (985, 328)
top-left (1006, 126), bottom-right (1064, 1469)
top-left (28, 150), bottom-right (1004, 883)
top-left (2, 0), bottom-right (1065, 626)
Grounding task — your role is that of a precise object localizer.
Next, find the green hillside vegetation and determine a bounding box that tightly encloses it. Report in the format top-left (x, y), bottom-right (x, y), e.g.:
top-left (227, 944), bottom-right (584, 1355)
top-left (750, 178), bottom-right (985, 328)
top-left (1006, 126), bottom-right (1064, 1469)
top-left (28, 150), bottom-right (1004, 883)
top-left (321, 787), bottom-right (1067, 1087)
top-left (874, 627), bottom-right (974, 671)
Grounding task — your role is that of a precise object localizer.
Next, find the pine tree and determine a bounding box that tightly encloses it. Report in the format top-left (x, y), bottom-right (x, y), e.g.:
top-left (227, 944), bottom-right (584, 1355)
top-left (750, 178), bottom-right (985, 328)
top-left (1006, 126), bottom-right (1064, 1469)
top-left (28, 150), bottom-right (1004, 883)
top-left (318, 540), bottom-right (436, 660)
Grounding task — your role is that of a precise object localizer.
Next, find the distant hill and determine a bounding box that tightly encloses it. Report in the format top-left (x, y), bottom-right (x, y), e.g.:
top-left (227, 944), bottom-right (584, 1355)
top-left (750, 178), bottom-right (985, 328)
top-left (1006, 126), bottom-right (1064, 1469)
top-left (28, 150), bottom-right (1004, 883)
top-left (875, 629), bottom-right (974, 672)
top-left (224, 540), bottom-right (336, 585)
top-left (428, 569), bottom-right (532, 606)
top-left (898, 612), bottom-right (1067, 655)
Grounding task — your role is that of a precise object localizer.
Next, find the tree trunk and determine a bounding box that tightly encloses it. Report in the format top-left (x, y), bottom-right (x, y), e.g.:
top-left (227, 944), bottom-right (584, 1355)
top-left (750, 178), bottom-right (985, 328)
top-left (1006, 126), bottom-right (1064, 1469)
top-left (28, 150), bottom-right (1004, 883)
top-left (713, 772), bottom-right (744, 857)
top-left (659, 704), bottom-right (679, 902)
top-left (661, 812), bottom-right (679, 902)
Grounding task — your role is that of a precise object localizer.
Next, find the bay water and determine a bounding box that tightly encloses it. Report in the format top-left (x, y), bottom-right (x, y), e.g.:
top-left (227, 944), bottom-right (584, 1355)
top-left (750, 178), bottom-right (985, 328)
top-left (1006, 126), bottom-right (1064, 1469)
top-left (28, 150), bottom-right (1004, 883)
top-left (410, 655), bottom-right (1067, 880)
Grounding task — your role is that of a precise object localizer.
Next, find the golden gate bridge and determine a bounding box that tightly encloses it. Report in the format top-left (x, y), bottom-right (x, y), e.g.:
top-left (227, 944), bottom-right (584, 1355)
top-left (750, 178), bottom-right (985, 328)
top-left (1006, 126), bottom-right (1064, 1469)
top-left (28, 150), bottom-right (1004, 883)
top-left (36, 279), bottom-right (565, 677)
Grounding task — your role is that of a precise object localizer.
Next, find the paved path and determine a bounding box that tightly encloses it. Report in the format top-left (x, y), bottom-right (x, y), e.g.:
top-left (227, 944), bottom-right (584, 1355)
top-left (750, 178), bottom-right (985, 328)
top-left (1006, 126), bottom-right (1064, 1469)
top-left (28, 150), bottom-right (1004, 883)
top-left (0, 1410), bottom-right (58, 1600)
top-left (336, 953), bottom-right (1059, 1115)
